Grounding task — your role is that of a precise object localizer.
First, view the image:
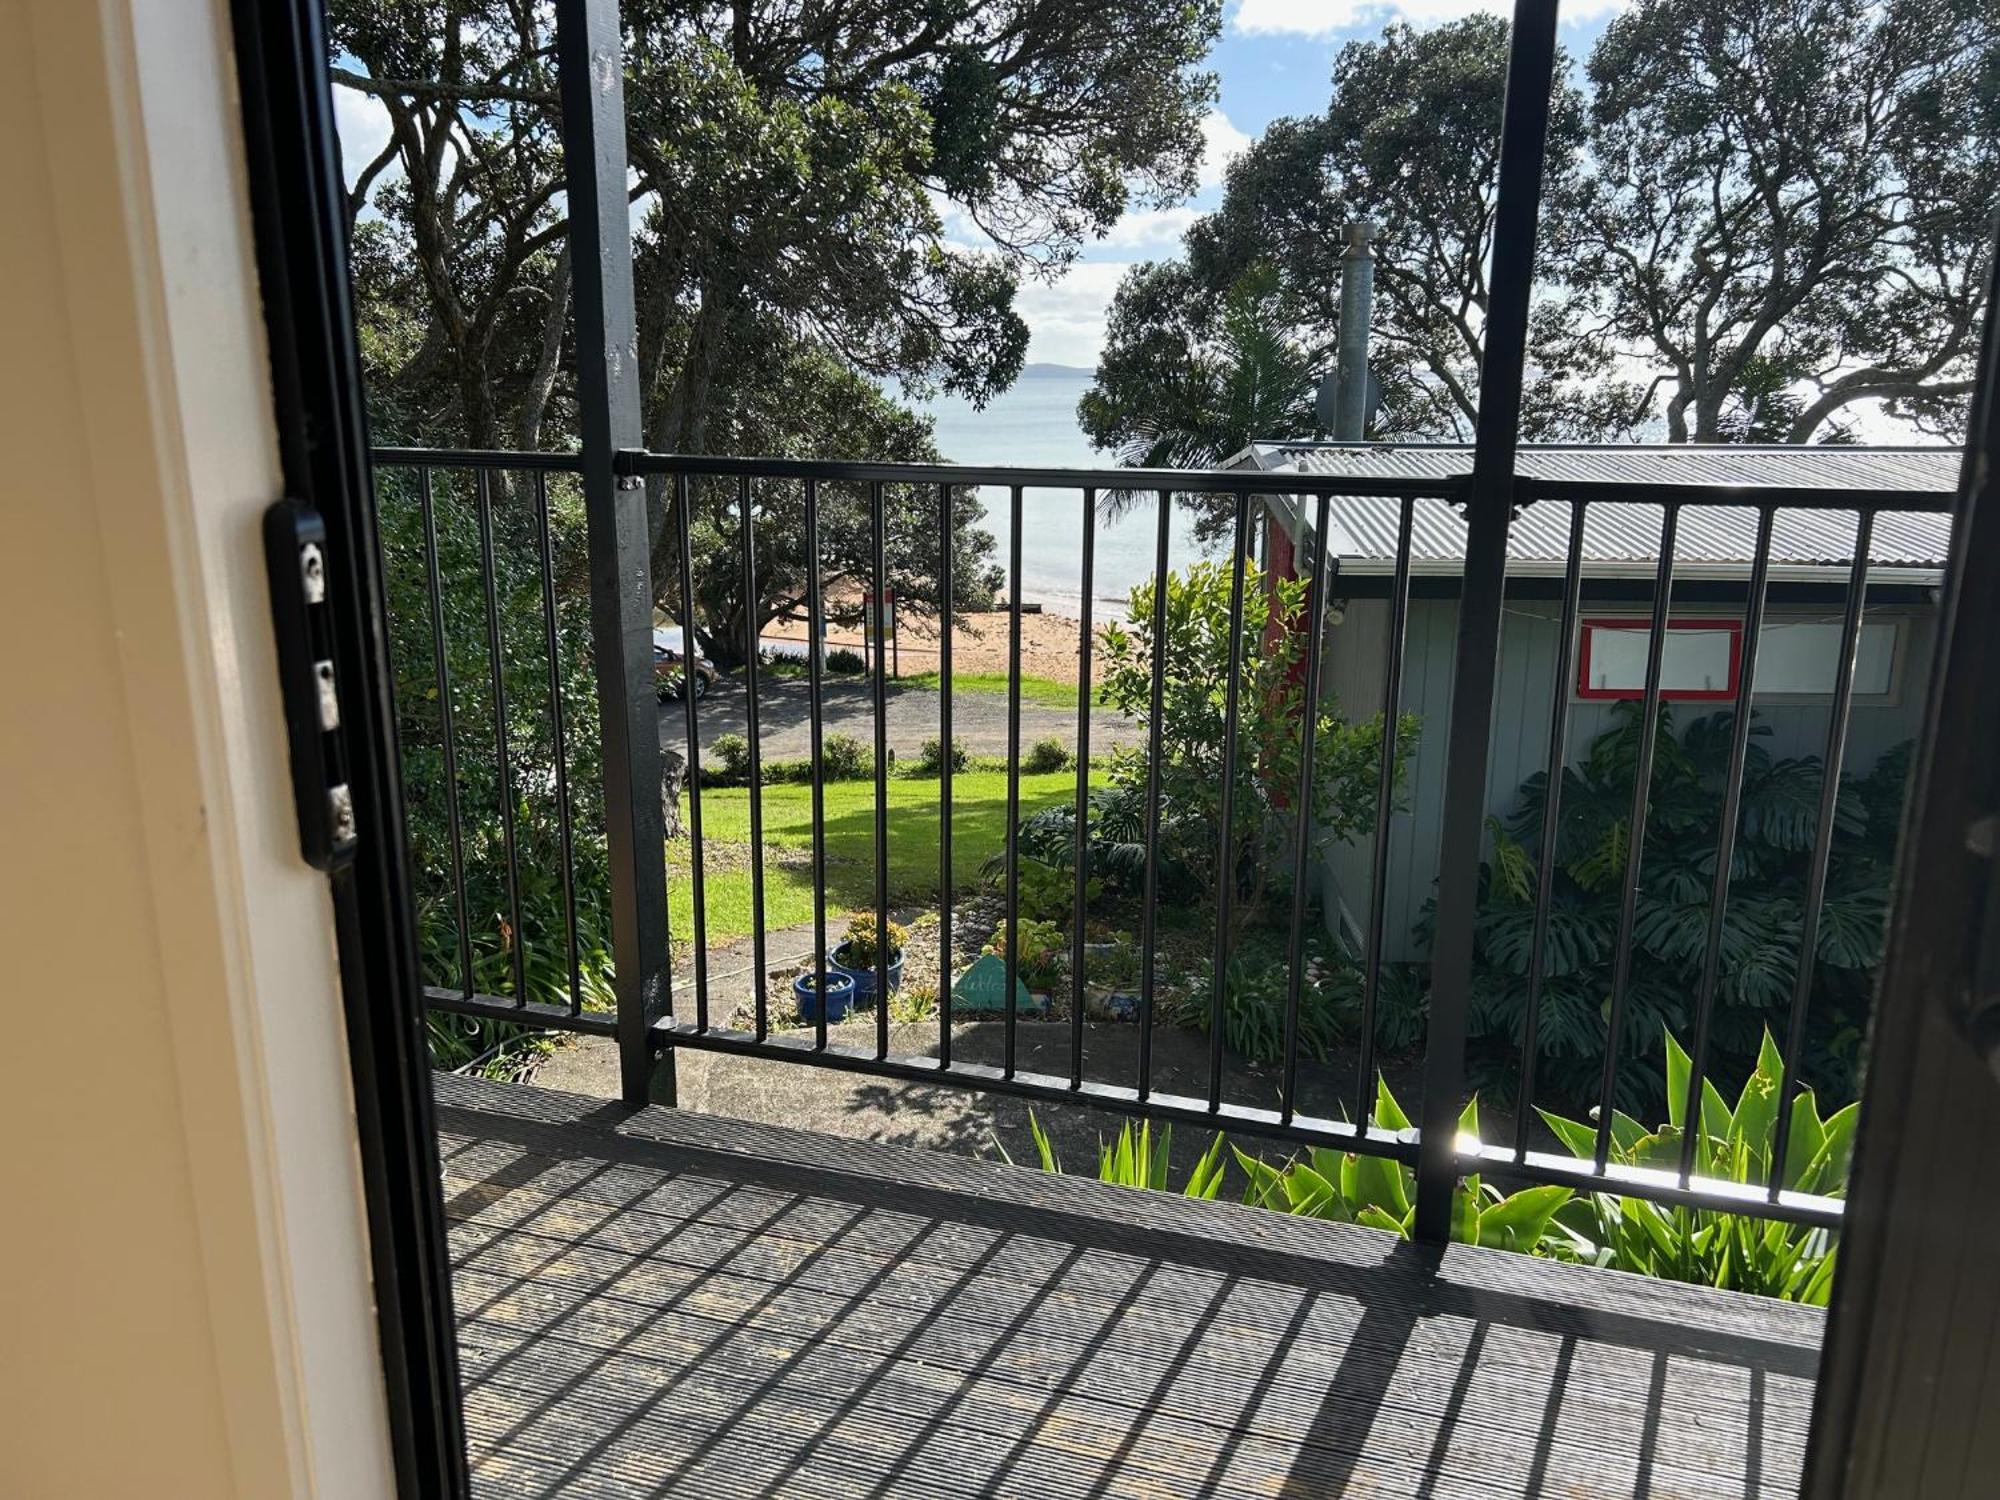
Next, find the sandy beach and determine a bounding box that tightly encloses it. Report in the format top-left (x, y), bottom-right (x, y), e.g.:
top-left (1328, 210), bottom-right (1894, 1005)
top-left (761, 605), bottom-right (1117, 686)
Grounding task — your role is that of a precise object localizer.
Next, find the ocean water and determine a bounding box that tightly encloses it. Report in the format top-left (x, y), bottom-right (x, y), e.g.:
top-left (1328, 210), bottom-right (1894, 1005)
top-left (911, 368), bottom-right (1222, 620)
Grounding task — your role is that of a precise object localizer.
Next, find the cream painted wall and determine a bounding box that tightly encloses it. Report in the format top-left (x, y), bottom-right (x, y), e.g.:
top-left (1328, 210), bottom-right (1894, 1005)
top-left (0, 1), bottom-right (397, 1495)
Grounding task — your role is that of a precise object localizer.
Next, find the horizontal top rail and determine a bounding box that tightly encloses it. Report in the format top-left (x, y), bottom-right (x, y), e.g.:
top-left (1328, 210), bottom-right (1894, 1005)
top-left (373, 446), bottom-right (586, 472)
top-left (1519, 477), bottom-right (1958, 513)
top-left (614, 447), bottom-right (1470, 499)
top-left (367, 445), bottom-right (1959, 513)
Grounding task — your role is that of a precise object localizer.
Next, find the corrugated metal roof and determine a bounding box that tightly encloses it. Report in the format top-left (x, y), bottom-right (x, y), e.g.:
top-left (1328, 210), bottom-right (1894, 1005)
top-left (1253, 443), bottom-right (1955, 571)
top-left (1260, 441), bottom-right (1961, 491)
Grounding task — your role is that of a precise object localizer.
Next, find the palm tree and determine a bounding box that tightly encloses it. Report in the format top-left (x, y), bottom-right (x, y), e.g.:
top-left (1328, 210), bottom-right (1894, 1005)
top-left (1086, 261), bottom-right (1328, 539)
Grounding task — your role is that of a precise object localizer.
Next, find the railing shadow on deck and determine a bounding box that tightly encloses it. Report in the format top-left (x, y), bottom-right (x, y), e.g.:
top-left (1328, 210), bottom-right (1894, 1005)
top-left (436, 1088), bottom-right (1811, 1499)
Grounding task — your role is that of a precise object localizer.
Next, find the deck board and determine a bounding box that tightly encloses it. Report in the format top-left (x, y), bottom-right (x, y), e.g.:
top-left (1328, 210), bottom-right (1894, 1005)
top-left (434, 1074), bottom-right (1823, 1499)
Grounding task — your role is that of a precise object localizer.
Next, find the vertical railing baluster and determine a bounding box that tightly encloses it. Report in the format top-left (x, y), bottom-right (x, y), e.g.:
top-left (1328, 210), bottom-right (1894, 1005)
top-left (1137, 489), bottom-right (1172, 1102)
top-left (476, 469), bottom-right (529, 1007)
top-left (938, 481), bottom-right (954, 1069)
top-left (871, 481), bottom-right (892, 1061)
top-left (806, 478), bottom-right (829, 1052)
top-left (1355, 496), bottom-right (1416, 1120)
top-left (534, 472), bottom-right (585, 1014)
top-left (1282, 493), bottom-right (1335, 1126)
top-left (1512, 500), bottom-right (1587, 1158)
top-left (1768, 511), bottom-right (1875, 1198)
top-left (418, 467), bottom-right (473, 1000)
top-left (1004, 484), bottom-right (1025, 1078)
top-left (1208, 494), bottom-right (1253, 1113)
top-left (1593, 504), bottom-right (1680, 1173)
top-left (741, 475), bottom-right (768, 1039)
top-left (1069, 488), bottom-right (1098, 1089)
top-left (1678, 505), bottom-right (1775, 1185)
top-left (675, 472), bottom-right (710, 1034)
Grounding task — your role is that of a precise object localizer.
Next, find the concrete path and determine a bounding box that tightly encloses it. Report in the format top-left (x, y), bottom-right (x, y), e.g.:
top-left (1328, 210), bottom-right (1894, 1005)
top-left (531, 1005), bottom-right (1440, 1181)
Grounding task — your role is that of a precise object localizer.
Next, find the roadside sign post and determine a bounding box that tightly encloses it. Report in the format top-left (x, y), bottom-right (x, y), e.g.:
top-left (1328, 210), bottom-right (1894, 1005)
top-left (863, 589), bottom-right (897, 678)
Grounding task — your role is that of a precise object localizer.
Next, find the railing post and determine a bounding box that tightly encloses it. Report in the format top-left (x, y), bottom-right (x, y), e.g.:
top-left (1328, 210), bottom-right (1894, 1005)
top-left (1412, 0), bottom-right (1560, 1243)
top-left (556, 0), bottom-right (672, 1107)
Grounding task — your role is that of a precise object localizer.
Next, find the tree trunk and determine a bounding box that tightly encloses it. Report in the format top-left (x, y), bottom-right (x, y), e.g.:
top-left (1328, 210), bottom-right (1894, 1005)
top-left (516, 247), bottom-right (571, 453)
top-left (660, 747), bottom-right (687, 842)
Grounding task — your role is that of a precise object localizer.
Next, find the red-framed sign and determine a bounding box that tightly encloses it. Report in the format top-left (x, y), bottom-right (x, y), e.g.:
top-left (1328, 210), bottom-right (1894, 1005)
top-left (1575, 616), bottom-right (1744, 701)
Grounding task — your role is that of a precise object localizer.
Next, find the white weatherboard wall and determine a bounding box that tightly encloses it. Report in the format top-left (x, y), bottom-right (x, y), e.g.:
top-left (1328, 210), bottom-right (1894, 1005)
top-left (1320, 595), bottom-right (1936, 960)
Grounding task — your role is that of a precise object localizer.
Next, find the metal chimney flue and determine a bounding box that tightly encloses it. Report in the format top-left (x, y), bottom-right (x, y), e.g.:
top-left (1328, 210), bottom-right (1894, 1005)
top-left (1334, 220), bottom-right (1376, 441)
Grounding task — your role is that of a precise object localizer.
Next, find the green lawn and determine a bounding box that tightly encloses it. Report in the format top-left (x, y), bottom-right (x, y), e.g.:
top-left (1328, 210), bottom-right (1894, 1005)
top-left (901, 669), bottom-right (1106, 710)
top-left (668, 767), bottom-right (1105, 946)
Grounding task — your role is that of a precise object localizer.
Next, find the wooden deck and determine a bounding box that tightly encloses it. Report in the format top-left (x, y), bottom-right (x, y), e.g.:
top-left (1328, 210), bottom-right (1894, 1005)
top-left (434, 1075), bottom-right (1825, 1499)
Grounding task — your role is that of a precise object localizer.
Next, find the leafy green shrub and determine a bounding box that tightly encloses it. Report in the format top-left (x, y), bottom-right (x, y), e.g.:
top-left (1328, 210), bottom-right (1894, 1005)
top-left (1169, 938), bottom-right (1351, 1065)
top-left (1011, 1050), bottom-right (1842, 1300)
top-left (1023, 736), bottom-right (1072, 774)
top-left (1011, 855), bottom-right (1101, 923)
top-left (824, 646), bottom-right (867, 675)
top-left (1015, 1114), bottom-right (1227, 1197)
top-left (1536, 1027), bottom-right (1850, 1303)
top-left (838, 912), bottom-right (907, 967)
top-left (710, 732), bottom-right (752, 783)
top-left (916, 736), bottom-right (969, 776)
top-left (983, 917), bottom-right (1068, 989)
top-left (821, 732), bottom-right (867, 780)
top-left (375, 469), bottom-right (614, 1076)
top-left (1448, 704), bottom-right (1907, 1116)
top-left (890, 982), bottom-right (939, 1025)
top-left (992, 784), bottom-right (1162, 898)
top-left (1017, 1077), bottom-right (1569, 1253)
top-left (1235, 1079), bottom-right (1574, 1250)
top-left (1098, 559), bottom-right (1419, 944)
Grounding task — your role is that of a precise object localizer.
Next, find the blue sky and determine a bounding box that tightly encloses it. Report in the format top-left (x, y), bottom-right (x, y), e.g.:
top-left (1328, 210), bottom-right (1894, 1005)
top-left (998, 0), bottom-right (1627, 368)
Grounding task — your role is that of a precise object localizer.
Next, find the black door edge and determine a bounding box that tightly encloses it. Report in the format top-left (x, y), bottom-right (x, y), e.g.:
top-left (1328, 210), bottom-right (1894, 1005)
top-left (226, 2), bottom-right (470, 1494)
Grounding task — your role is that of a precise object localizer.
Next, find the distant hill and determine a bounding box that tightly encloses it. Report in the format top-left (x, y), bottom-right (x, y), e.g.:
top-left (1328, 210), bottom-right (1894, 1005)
top-left (1018, 362), bottom-right (1093, 379)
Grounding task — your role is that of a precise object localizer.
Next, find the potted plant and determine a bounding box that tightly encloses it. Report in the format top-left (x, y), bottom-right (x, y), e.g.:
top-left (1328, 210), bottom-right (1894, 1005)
top-left (1083, 933), bottom-right (1142, 1022)
top-left (830, 913), bottom-right (908, 1004)
top-left (791, 967), bottom-right (858, 1023)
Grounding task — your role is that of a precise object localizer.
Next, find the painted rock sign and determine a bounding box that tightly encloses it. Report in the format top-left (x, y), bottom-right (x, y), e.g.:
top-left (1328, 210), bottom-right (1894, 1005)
top-left (952, 954), bottom-right (1036, 1015)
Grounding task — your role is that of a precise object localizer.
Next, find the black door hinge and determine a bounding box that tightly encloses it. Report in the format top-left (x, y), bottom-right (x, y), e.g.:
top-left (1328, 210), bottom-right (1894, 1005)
top-left (264, 499), bottom-right (359, 870)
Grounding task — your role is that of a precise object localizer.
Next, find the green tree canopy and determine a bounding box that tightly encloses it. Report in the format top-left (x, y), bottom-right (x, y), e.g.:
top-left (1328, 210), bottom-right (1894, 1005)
top-left (679, 333), bottom-right (1001, 666)
top-left (333, 0), bottom-right (1221, 455)
top-left (1550, 0), bottom-right (1999, 441)
top-left (1077, 262), bottom-right (1325, 539)
top-left (1083, 1), bottom-right (1996, 460)
top-left (333, 0), bottom-right (1220, 646)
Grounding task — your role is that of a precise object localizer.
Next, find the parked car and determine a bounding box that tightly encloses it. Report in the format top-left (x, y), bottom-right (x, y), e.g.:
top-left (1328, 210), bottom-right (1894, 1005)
top-left (653, 639), bottom-right (719, 701)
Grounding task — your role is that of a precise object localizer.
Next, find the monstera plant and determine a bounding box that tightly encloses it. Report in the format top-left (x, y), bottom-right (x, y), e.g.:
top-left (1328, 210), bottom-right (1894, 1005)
top-left (1441, 704), bottom-right (1907, 1118)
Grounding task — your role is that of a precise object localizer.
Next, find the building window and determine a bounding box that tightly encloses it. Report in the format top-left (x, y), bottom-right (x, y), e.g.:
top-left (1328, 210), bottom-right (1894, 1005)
top-left (1577, 618), bottom-right (1741, 701)
top-left (1753, 618), bottom-right (1899, 696)
top-left (1576, 615), bottom-right (1902, 701)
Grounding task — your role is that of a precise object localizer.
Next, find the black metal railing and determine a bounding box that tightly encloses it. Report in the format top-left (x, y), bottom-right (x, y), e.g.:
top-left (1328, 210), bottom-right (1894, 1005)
top-left (373, 443), bottom-right (1955, 1241)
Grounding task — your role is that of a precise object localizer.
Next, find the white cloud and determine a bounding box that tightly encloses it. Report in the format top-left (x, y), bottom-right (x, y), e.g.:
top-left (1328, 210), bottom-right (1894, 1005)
top-left (332, 82), bottom-right (396, 195)
top-left (1231, 0), bottom-right (1624, 37)
top-left (1014, 261), bottom-right (1134, 369)
top-left (1198, 110), bottom-right (1252, 190)
top-left (1098, 205), bottom-right (1201, 251)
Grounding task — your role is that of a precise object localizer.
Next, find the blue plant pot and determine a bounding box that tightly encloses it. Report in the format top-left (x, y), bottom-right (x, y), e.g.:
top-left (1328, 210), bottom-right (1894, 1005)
top-left (830, 941), bottom-right (904, 1004)
top-left (792, 969), bottom-right (857, 1023)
